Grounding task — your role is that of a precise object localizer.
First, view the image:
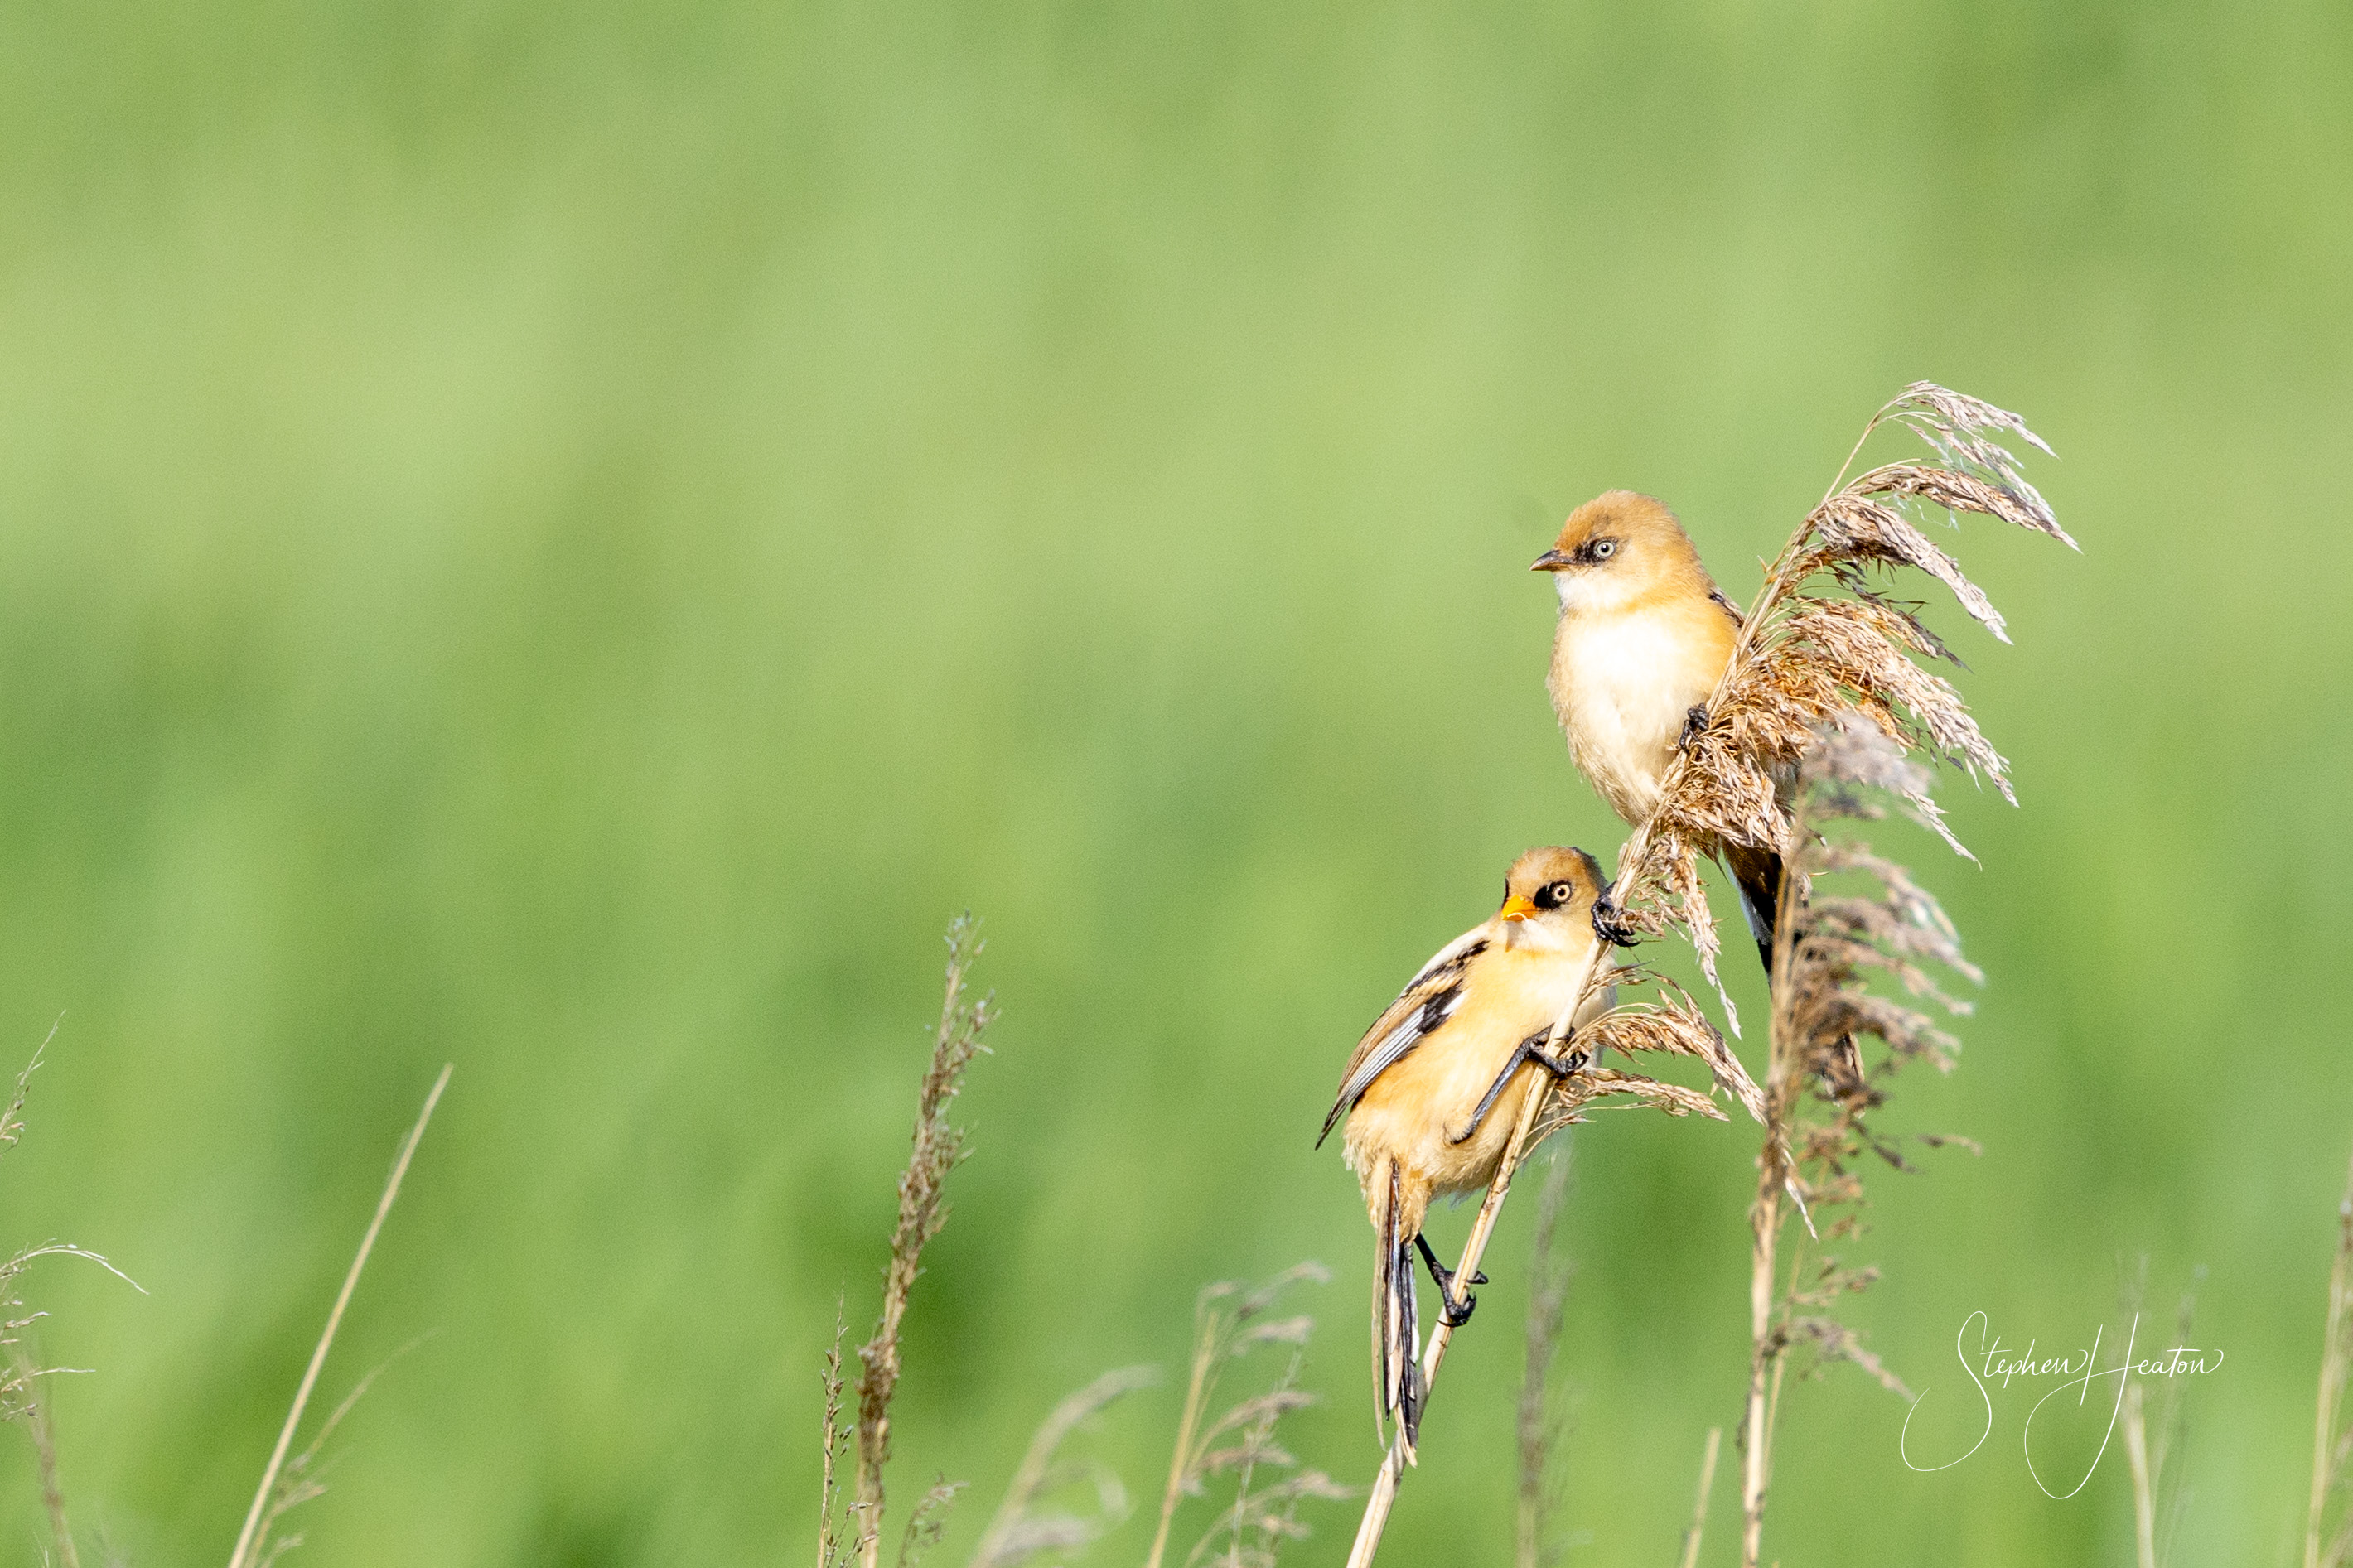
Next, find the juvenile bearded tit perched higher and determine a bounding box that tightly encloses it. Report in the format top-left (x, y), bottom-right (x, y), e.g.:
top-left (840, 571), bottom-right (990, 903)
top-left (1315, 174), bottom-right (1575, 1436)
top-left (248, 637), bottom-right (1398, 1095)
top-left (1317, 847), bottom-right (1612, 1457)
top-left (1532, 491), bottom-right (1783, 966)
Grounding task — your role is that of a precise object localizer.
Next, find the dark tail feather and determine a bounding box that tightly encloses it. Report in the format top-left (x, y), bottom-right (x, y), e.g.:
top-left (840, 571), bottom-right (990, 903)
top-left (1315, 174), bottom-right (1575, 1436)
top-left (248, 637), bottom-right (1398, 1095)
top-left (1375, 1163), bottom-right (1422, 1461)
top-left (1730, 841), bottom-right (1871, 1105)
top-left (1825, 1035), bottom-right (1867, 1104)
top-left (1726, 841), bottom-right (1784, 977)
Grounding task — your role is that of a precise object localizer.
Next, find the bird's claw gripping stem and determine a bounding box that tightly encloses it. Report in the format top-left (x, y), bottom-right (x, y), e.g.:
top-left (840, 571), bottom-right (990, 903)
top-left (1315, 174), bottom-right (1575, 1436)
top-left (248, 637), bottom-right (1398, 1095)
top-left (1591, 895), bottom-right (1641, 949)
top-left (1416, 1233), bottom-right (1487, 1327)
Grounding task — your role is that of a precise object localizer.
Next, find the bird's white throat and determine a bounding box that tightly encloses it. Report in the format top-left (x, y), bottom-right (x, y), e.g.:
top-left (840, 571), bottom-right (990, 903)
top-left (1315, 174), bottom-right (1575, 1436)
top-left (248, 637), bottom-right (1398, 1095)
top-left (1553, 567), bottom-right (1647, 618)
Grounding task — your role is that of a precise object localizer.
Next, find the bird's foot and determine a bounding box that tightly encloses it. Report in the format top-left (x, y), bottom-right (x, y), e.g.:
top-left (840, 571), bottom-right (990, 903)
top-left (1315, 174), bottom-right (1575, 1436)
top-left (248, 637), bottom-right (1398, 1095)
top-left (1529, 1040), bottom-right (1593, 1079)
top-left (1415, 1234), bottom-right (1486, 1326)
top-left (1677, 703), bottom-right (1709, 752)
top-left (1592, 896), bottom-right (1641, 949)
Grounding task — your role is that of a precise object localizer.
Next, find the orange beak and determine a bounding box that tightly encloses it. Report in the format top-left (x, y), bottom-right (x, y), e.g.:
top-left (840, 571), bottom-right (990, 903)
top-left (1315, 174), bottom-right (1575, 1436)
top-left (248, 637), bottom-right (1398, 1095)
top-left (1500, 895), bottom-right (1540, 924)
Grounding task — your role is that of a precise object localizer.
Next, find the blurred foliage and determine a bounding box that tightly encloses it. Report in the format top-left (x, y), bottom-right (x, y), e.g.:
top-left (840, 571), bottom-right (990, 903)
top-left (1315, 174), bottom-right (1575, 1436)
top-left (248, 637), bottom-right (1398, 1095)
top-left (0, 2), bottom-right (2346, 1564)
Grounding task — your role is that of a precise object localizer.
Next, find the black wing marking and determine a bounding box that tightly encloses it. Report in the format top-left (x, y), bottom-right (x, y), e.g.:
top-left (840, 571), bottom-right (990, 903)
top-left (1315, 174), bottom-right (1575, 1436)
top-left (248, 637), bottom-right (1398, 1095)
top-left (1708, 587), bottom-right (1745, 626)
top-left (1317, 937), bottom-right (1487, 1147)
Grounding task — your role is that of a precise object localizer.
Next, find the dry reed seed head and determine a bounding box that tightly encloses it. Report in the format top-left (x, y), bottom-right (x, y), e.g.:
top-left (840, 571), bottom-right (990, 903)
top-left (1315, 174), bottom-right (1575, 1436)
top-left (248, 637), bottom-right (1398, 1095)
top-left (0, 1054), bottom-right (36, 1155)
top-left (1772, 716), bottom-right (1986, 1098)
top-left (1575, 973), bottom-right (1766, 1122)
top-left (1234, 1262), bottom-right (1332, 1325)
top-left (1877, 384), bottom-right (2069, 542)
top-left (897, 1479), bottom-right (969, 1568)
top-left (1611, 385), bottom-right (2064, 951)
top-left (969, 1367), bottom-right (1155, 1568)
top-left (1532, 1069), bottom-right (1730, 1142)
top-left (1856, 461), bottom-right (2069, 546)
top-left (1798, 711), bottom-right (1934, 801)
top-left (1811, 494), bottom-right (2012, 642)
top-left (1778, 1314), bottom-right (1915, 1400)
top-left (1174, 1340), bottom-right (1350, 1568)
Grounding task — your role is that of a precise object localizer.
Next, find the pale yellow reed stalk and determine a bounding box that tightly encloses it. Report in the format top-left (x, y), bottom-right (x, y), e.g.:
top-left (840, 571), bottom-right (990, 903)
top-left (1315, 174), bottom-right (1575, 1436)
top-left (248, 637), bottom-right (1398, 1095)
top-left (225, 1064), bottom-right (452, 1568)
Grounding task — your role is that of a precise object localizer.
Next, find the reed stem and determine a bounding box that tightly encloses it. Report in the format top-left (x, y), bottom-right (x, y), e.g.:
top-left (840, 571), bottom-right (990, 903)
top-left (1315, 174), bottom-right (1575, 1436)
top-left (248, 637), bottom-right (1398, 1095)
top-left (1676, 1426), bottom-right (1721, 1568)
top-left (225, 1064), bottom-right (451, 1568)
top-left (2305, 1143), bottom-right (2353, 1568)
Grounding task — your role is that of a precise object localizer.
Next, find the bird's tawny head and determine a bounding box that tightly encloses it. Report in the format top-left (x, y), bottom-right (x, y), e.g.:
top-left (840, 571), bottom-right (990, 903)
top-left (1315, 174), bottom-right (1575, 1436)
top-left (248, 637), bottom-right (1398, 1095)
top-left (1495, 845), bottom-right (1606, 950)
top-left (1530, 490), bottom-right (1710, 615)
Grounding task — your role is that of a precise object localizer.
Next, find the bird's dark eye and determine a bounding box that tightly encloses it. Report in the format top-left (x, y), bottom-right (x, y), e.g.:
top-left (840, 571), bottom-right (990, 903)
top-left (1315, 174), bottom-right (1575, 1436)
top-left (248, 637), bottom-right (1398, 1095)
top-left (1592, 538), bottom-right (1617, 560)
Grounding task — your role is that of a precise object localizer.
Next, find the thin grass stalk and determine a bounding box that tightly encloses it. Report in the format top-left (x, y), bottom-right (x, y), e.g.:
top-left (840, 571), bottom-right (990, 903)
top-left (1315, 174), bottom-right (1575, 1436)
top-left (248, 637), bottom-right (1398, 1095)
top-left (2123, 1373), bottom-right (2155, 1568)
top-left (854, 918), bottom-right (991, 1568)
top-left (1675, 1426), bottom-right (1721, 1568)
top-left (7, 1339), bottom-right (80, 1568)
top-left (1737, 854), bottom-right (1811, 1568)
top-left (974, 1365), bottom-right (1152, 1568)
top-left (1146, 1310), bottom-right (1222, 1568)
top-left (244, 1344), bottom-right (418, 1568)
top-left (1737, 1162), bottom-right (1781, 1568)
top-left (2307, 1145), bottom-right (2353, 1568)
top-left (225, 1063), bottom-right (452, 1568)
top-left (1148, 1265), bottom-right (1330, 1568)
top-left (818, 1305), bottom-right (851, 1568)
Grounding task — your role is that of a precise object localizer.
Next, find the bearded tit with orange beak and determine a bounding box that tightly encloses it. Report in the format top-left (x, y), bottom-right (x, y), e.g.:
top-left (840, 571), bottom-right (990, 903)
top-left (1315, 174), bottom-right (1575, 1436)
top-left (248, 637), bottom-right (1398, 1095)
top-left (1318, 847), bottom-right (1613, 1457)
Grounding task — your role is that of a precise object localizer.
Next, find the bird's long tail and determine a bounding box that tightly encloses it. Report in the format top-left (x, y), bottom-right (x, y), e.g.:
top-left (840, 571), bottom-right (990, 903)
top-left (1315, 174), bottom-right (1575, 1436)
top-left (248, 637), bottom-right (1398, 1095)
top-left (1725, 840), bottom-right (1784, 977)
top-left (1371, 1160), bottom-right (1423, 1461)
top-left (1727, 839), bottom-right (1865, 1102)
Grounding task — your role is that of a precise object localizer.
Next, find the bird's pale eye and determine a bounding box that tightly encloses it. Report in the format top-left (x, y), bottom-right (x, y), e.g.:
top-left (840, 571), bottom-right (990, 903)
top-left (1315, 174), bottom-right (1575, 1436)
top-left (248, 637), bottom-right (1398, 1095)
top-left (1592, 539), bottom-right (1617, 561)
top-left (1546, 881), bottom-right (1574, 906)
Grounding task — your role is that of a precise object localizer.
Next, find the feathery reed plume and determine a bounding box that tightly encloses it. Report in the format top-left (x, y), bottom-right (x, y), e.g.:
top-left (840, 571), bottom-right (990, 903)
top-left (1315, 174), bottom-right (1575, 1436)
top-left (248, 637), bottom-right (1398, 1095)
top-left (1144, 1263), bottom-right (1346, 1568)
top-left (896, 1477), bottom-right (968, 1568)
top-left (1177, 1353), bottom-right (1349, 1568)
top-left (1, 1036), bottom-right (143, 1568)
top-left (226, 1063), bottom-right (451, 1568)
top-left (817, 1303), bottom-right (860, 1568)
top-left (1675, 1426), bottom-right (1722, 1568)
top-left (969, 1367), bottom-right (1154, 1568)
top-left (853, 915), bottom-right (994, 1568)
top-left (1515, 1145), bottom-right (1574, 1568)
top-left (1737, 717), bottom-right (1983, 1568)
top-left (1341, 382), bottom-right (2061, 1566)
top-left (2311, 1148), bottom-right (2353, 1568)
top-left (7, 1334), bottom-right (80, 1568)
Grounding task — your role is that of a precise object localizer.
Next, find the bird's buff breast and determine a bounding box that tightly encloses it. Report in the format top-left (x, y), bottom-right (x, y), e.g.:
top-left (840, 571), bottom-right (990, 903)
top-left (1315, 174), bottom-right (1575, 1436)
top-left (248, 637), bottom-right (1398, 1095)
top-left (1549, 605), bottom-right (1727, 825)
top-left (1342, 947), bottom-right (1600, 1221)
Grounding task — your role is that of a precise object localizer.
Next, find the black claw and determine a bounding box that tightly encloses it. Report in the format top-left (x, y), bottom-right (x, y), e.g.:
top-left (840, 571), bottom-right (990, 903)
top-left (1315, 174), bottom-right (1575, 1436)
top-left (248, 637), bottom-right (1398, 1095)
top-left (1592, 896), bottom-right (1641, 949)
top-left (1678, 703), bottom-right (1709, 751)
top-left (1415, 1233), bottom-right (1480, 1326)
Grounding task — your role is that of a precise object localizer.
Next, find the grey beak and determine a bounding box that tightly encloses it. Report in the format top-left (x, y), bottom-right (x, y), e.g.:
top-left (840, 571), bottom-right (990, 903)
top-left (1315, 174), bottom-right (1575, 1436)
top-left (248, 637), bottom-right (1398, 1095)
top-left (1530, 548), bottom-right (1573, 572)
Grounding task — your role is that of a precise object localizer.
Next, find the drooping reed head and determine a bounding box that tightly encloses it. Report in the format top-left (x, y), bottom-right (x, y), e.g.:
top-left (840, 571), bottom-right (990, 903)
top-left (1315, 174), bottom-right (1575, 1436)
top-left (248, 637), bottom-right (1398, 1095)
top-left (1603, 384), bottom-right (2067, 1011)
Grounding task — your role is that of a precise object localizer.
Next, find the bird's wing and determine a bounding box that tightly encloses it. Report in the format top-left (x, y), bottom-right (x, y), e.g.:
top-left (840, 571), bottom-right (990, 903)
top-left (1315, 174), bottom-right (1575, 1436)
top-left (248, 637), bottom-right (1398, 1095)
top-left (1318, 925), bottom-right (1491, 1147)
top-left (1708, 587), bottom-right (1746, 628)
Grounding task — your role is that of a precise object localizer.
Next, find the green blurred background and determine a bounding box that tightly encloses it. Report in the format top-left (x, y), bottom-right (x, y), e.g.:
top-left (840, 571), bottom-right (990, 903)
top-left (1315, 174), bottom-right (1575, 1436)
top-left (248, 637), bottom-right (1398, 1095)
top-left (1, 2), bottom-right (2346, 1563)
